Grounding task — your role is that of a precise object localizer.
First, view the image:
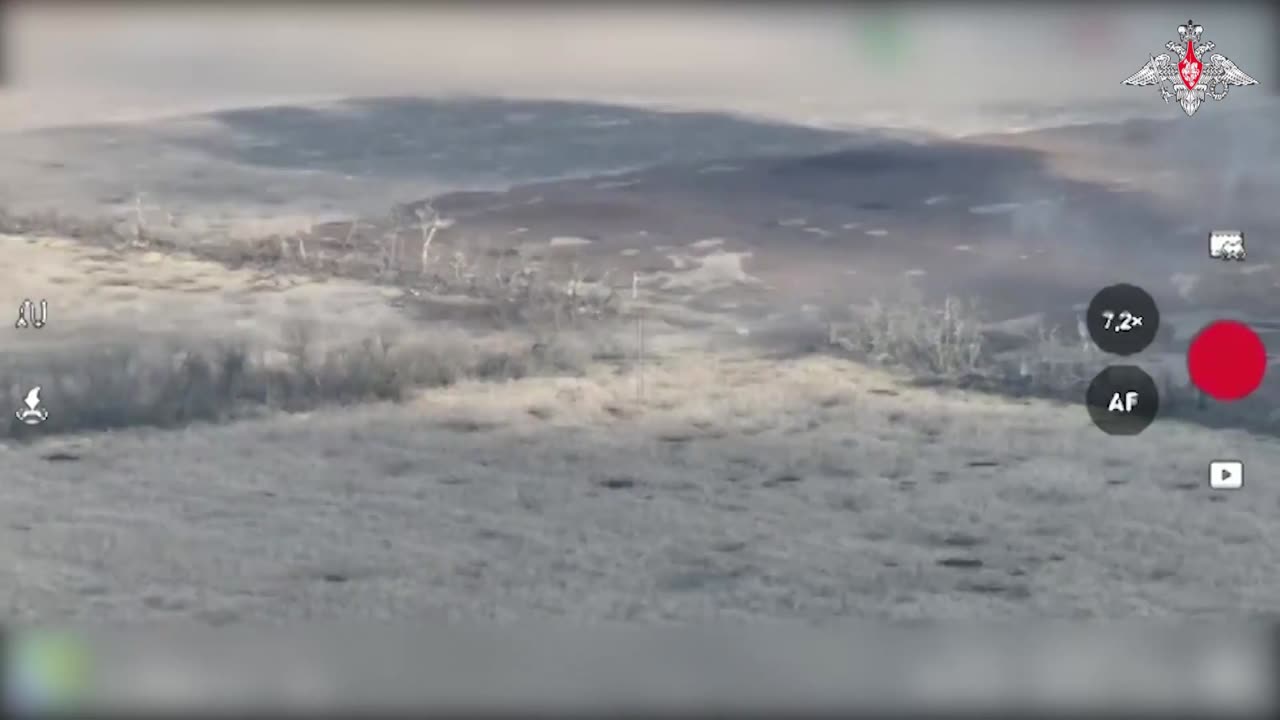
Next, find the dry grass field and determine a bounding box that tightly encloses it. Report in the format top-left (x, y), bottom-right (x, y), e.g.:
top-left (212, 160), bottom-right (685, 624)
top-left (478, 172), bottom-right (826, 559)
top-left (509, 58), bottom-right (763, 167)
top-left (3, 224), bottom-right (1279, 624)
top-left (3, 11), bottom-right (1279, 625)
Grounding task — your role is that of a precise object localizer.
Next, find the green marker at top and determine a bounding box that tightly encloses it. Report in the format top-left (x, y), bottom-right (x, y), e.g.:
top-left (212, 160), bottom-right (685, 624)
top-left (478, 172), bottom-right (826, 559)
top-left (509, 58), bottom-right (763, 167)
top-left (6, 630), bottom-right (92, 714)
top-left (857, 10), bottom-right (910, 68)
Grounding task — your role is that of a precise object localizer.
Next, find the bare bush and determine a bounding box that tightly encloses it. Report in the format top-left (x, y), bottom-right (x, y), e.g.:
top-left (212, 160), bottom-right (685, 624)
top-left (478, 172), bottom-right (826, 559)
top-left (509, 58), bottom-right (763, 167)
top-left (828, 285), bottom-right (1104, 396)
top-left (2, 204), bottom-right (624, 334)
top-left (830, 286), bottom-right (987, 378)
top-left (0, 324), bottom-right (610, 440)
top-left (827, 286), bottom-right (1280, 436)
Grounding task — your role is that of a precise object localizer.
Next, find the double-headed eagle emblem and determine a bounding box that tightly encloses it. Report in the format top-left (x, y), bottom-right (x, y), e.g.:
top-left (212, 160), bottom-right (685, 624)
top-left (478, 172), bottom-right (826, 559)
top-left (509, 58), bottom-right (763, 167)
top-left (1123, 20), bottom-right (1257, 116)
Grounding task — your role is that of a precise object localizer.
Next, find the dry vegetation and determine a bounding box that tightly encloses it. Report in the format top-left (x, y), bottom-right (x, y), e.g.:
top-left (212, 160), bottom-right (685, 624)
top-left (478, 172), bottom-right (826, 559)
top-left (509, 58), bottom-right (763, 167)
top-left (8, 344), bottom-right (1280, 622)
top-left (827, 284), bottom-right (1280, 438)
top-left (4, 205), bottom-right (1280, 623)
top-left (2, 201), bottom-right (623, 330)
top-left (0, 203), bottom-right (626, 440)
top-left (0, 324), bottom-right (615, 440)
top-left (2, 204), bottom-right (1277, 442)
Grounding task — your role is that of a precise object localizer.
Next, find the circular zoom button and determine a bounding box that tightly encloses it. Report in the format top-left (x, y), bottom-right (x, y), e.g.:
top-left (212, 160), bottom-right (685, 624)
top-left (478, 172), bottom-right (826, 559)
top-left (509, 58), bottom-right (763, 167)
top-left (1086, 365), bottom-right (1160, 436)
top-left (1086, 284), bottom-right (1161, 356)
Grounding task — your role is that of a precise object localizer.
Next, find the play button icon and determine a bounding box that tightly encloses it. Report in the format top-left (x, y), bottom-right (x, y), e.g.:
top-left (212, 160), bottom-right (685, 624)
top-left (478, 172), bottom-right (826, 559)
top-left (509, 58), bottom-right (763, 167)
top-left (1208, 460), bottom-right (1243, 490)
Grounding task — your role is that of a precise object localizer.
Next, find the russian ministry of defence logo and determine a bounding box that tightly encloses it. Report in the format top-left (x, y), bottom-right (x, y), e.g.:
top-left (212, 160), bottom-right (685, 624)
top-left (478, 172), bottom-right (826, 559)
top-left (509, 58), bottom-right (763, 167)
top-left (1123, 20), bottom-right (1257, 116)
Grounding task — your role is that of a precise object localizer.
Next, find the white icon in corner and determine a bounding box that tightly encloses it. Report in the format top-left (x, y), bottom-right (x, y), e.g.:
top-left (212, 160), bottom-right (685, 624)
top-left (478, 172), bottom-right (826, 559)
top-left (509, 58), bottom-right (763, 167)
top-left (14, 299), bottom-right (48, 329)
top-left (1208, 460), bottom-right (1243, 490)
top-left (16, 386), bottom-right (49, 426)
top-left (1208, 231), bottom-right (1245, 261)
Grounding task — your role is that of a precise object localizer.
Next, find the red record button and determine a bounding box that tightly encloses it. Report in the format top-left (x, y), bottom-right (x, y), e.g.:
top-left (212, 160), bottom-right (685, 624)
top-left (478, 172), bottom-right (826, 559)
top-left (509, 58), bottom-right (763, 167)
top-left (1186, 320), bottom-right (1267, 402)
